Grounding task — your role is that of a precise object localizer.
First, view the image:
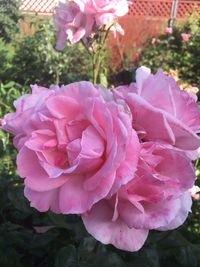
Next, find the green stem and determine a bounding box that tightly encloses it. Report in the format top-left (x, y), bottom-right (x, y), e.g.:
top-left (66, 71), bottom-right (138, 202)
top-left (81, 24), bottom-right (113, 84)
top-left (56, 69), bottom-right (60, 85)
top-left (93, 62), bottom-right (98, 84)
top-left (81, 39), bottom-right (92, 57)
top-left (195, 158), bottom-right (199, 168)
top-left (93, 46), bottom-right (102, 84)
top-left (92, 25), bottom-right (113, 84)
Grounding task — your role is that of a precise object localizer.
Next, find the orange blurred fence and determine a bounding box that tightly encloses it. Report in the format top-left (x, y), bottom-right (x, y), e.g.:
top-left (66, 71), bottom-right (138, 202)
top-left (129, 0), bottom-right (200, 19)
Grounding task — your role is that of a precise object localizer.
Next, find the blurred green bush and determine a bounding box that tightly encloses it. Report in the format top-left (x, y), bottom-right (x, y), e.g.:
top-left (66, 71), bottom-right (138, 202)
top-left (0, 19), bottom-right (93, 85)
top-left (0, 0), bottom-right (21, 43)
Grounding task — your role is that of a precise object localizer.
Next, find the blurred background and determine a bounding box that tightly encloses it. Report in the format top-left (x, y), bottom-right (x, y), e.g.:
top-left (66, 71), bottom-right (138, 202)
top-left (0, 0), bottom-right (200, 266)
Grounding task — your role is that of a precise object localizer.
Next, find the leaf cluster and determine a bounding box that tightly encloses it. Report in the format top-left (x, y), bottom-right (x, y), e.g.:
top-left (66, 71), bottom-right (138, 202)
top-left (0, 0), bottom-right (22, 43)
top-left (0, 18), bottom-right (93, 86)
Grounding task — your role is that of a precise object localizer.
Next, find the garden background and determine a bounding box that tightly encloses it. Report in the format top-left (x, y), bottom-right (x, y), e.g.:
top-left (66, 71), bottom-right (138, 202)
top-left (0, 0), bottom-right (200, 266)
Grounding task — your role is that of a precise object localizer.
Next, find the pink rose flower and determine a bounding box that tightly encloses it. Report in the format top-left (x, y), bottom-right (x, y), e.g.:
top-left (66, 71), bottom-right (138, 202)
top-left (114, 67), bottom-right (200, 150)
top-left (54, 2), bottom-right (94, 49)
top-left (73, 0), bottom-right (129, 27)
top-left (0, 118), bottom-right (6, 126)
top-left (82, 142), bottom-right (194, 251)
top-left (181, 33), bottom-right (191, 42)
top-left (165, 27), bottom-right (173, 34)
top-left (2, 82), bottom-right (140, 214)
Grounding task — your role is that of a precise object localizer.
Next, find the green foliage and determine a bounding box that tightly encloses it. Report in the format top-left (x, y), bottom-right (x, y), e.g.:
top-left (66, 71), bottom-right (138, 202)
top-left (0, 39), bottom-right (15, 83)
top-left (139, 14), bottom-right (200, 89)
top-left (0, 0), bottom-right (21, 43)
top-left (0, 82), bottom-right (28, 175)
top-left (0, 19), bottom-right (93, 85)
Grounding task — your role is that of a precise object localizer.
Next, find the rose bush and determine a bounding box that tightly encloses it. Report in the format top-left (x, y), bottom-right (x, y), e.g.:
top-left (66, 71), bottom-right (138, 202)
top-left (2, 81), bottom-right (140, 214)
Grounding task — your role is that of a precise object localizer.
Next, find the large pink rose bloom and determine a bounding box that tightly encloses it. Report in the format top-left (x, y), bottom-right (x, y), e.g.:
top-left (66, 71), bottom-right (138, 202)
top-left (2, 82), bottom-right (140, 214)
top-left (54, 2), bottom-right (94, 49)
top-left (82, 142), bottom-right (194, 251)
top-left (73, 0), bottom-right (129, 27)
top-left (114, 67), bottom-right (200, 150)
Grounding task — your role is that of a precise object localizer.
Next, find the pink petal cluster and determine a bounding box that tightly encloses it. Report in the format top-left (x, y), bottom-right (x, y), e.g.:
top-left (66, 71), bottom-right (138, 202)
top-left (114, 67), bottom-right (200, 151)
top-left (83, 67), bottom-right (200, 251)
top-left (181, 33), bottom-right (191, 42)
top-left (54, 0), bottom-right (129, 48)
top-left (73, 0), bottom-right (129, 26)
top-left (2, 82), bottom-right (139, 214)
top-left (83, 142), bottom-right (195, 251)
top-left (165, 27), bottom-right (173, 34)
top-left (54, 2), bottom-right (94, 49)
top-left (2, 67), bottom-right (200, 252)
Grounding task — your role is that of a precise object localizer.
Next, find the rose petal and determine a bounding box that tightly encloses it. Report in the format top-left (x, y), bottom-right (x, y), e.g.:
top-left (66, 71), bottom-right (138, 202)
top-left (24, 187), bottom-right (60, 213)
top-left (82, 200), bottom-right (149, 252)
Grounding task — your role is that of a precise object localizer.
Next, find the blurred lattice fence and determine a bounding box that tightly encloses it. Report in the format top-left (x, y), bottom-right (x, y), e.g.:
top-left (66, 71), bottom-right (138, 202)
top-left (19, 0), bottom-right (200, 17)
top-left (19, 0), bottom-right (59, 14)
top-left (129, 0), bottom-right (200, 18)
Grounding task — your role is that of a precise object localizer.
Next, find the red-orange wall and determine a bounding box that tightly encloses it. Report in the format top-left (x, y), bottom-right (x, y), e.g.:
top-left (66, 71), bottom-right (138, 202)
top-left (107, 15), bottom-right (168, 71)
